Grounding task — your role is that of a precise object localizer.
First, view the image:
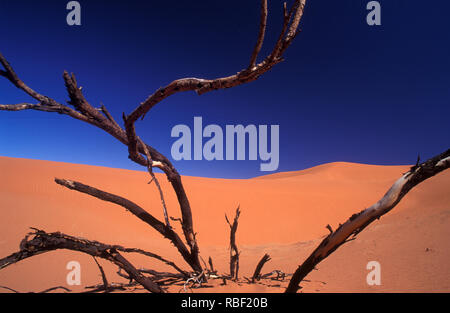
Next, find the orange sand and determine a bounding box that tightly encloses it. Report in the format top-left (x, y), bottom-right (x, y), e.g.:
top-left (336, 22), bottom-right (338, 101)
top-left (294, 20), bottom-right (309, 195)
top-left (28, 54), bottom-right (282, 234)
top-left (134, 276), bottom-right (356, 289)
top-left (0, 156), bottom-right (449, 292)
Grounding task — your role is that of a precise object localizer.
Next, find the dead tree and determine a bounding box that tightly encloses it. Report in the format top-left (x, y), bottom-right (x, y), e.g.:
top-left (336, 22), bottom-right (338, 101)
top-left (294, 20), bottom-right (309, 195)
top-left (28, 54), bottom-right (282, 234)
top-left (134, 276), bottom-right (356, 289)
top-left (0, 0), bottom-right (307, 292)
top-left (286, 149), bottom-right (450, 293)
top-left (2, 0), bottom-right (447, 294)
top-left (208, 256), bottom-right (216, 274)
top-left (0, 228), bottom-right (164, 293)
top-left (225, 207), bottom-right (241, 281)
top-left (252, 254), bottom-right (271, 283)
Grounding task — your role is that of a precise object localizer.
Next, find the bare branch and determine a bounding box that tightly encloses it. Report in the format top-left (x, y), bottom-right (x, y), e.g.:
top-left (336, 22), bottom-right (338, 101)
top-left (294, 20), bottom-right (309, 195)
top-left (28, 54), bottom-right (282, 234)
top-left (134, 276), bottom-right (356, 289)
top-left (285, 0), bottom-right (306, 41)
top-left (122, 113), bottom-right (201, 269)
top-left (39, 286), bottom-right (72, 293)
top-left (63, 71), bottom-right (106, 123)
top-left (252, 253), bottom-right (271, 282)
top-left (83, 282), bottom-right (135, 293)
top-left (0, 229), bottom-right (164, 293)
top-left (208, 256), bottom-right (215, 273)
top-left (261, 270), bottom-right (287, 281)
top-left (0, 53), bottom-right (173, 179)
top-left (0, 286), bottom-right (19, 293)
top-left (92, 257), bottom-right (109, 292)
top-left (139, 138), bottom-right (171, 227)
top-left (125, 0), bottom-right (307, 123)
top-left (53, 178), bottom-right (199, 272)
top-left (117, 247), bottom-right (188, 278)
top-left (0, 52), bottom-right (52, 103)
top-left (100, 103), bottom-right (121, 129)
top-left (0, 0), bottom-right (308, 285)
top-left (0, 102), bottom-right (41, 111)
top-left (226, 206), bottom-right (241, 281)
top-left (0, 101), bottom-right (92, 123)
top-left (249, 0), bottom-right (268, 69)
top-left (286, 148), bottom-right (450, 293)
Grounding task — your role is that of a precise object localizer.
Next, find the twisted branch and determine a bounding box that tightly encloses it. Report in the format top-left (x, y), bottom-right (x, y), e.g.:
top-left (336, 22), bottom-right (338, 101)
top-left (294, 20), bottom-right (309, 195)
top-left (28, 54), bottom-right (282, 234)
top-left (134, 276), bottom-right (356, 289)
top-left (286, 149), bottom-right (450, 293)
top-left (0, 229), bottom-right (164, 293)
top-left (0, 0), bottom-right (307, 288)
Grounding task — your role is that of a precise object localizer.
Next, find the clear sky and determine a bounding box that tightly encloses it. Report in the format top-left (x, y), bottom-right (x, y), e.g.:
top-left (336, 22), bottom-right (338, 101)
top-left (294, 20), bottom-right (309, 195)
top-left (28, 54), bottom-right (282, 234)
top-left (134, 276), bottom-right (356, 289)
top-left (0, 0), bottom-right (449, 178)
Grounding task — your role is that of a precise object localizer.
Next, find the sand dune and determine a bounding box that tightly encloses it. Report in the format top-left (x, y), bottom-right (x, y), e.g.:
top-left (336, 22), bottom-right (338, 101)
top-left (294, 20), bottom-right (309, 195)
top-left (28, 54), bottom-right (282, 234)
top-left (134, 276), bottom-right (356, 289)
top-left (0, 156), bottom-right (449, 292)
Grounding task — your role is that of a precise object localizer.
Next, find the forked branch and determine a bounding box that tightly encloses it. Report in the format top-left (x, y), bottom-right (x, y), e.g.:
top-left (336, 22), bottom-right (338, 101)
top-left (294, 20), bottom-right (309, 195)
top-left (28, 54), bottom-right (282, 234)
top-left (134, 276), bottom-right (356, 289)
top-left (124, 0), bottom-right (306, 125)
top-left (0, 1), bottom-right (307, 279)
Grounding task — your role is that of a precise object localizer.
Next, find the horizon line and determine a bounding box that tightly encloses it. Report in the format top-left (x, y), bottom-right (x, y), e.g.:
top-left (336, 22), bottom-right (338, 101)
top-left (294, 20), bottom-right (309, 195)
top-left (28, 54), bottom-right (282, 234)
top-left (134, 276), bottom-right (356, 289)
top-left (0, 155), bottom-right (413, 180)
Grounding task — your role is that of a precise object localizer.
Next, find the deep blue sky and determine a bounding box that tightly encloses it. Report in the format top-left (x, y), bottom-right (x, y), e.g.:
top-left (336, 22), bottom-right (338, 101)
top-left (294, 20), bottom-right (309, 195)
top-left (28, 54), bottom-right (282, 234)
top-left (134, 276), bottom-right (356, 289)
top-left (0, 0), bottom-right (449, 178)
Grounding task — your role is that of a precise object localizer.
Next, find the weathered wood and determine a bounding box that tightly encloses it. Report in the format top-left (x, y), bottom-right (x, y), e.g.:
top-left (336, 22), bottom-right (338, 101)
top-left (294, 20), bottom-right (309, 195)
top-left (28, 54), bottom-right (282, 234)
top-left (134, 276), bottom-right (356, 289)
top-left (252, 253), bottom-right (271, 282)
top-left (286, 149), bottom-right (450, 293)
top-left (0, 229), bottom-right (164, 293)
top-left (249, 0), bottom-right (268, 69)
top-left (226, 207), bottom-right (241, 281)
top-left (208, 256), bottom-right (215, 273)
top-left (92, 257), bottom-right (109, 292)
top-left (0, 1), bottom-right (307, 282)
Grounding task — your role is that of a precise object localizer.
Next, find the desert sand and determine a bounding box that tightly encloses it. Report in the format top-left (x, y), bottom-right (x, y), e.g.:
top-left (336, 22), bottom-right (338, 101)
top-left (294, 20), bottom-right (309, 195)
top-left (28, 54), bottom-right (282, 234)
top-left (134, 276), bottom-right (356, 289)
top-left (0, 156), bottom-right (449, 293)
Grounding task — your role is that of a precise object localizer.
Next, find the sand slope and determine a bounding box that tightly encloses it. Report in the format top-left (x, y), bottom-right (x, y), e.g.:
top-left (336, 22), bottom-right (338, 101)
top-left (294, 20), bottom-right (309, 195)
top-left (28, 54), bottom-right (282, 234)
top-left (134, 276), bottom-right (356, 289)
top-left (0, 156), bottom-right (449, 292)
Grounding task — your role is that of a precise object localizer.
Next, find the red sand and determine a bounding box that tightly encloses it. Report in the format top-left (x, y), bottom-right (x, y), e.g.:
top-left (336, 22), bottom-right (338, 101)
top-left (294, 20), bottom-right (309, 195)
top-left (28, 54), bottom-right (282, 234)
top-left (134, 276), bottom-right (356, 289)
top-left (0, 156), bottom-right (449, 292)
